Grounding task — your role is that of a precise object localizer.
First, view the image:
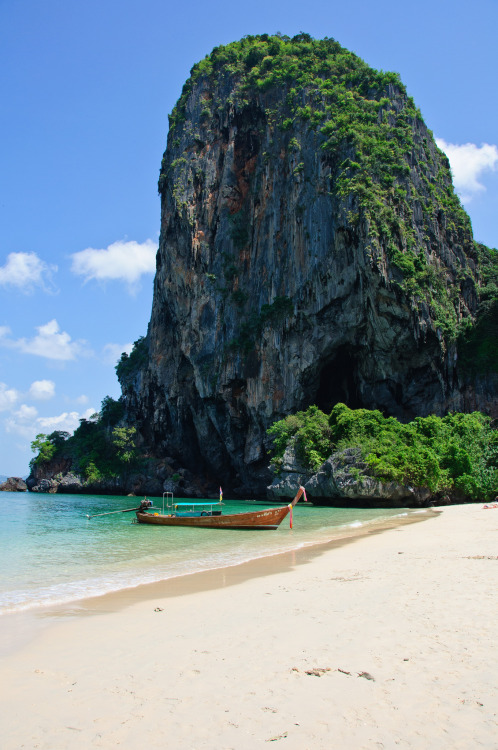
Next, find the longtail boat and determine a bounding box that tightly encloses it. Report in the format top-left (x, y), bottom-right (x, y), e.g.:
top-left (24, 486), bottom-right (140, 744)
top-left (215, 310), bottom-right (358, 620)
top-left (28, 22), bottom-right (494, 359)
top-left (134, 486), bottom-right (307, 530)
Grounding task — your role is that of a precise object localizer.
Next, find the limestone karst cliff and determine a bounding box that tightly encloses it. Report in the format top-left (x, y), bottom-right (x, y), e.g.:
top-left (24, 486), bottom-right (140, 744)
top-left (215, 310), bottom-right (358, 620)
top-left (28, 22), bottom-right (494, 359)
top-left (116, 34), bottom-right (496, 496)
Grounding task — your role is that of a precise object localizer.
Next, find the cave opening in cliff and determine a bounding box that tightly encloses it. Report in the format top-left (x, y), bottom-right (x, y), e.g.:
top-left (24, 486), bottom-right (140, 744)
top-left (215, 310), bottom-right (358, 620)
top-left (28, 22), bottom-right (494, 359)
top-left (314, 347), bottom-right (363, 413)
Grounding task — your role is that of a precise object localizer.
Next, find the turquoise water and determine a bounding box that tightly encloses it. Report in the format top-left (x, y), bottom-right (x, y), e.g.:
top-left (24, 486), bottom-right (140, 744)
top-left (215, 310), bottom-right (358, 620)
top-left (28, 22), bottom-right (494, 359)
top-left (0, 491), bottom-right (417, 615)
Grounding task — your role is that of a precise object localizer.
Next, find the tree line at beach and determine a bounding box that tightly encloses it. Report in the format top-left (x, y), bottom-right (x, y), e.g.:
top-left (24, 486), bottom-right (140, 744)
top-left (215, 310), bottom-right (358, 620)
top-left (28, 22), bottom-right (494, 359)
top-left (30, 400), bottom-right (497, 501)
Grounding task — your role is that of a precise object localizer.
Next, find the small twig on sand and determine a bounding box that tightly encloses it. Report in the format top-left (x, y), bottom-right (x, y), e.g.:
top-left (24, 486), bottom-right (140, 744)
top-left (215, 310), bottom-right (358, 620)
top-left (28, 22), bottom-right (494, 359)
top-left (266, 731), bottom-right (288, 742)
top-left (305, 667), bottom-right (331, 677)
top-left (357, 671), bottom-right (375, 681)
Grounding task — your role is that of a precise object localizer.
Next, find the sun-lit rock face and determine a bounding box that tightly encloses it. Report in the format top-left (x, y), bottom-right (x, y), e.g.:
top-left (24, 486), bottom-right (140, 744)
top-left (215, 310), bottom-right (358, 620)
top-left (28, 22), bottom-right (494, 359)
top-left (119, 35), bottom-right (491, 496)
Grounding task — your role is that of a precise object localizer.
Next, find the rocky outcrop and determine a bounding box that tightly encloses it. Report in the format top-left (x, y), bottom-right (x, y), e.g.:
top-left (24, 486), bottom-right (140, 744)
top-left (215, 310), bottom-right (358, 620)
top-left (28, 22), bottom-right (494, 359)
top-left (267, 446), bottom-right (432, 507)
top-left (0, 477), bottom-right (27, 492)
top-left (265, 445), bottom-right (310, 499)
top-left (26, 459), bottom-right (215, 498)
top-left (114, 35), bottom-right (494, 496)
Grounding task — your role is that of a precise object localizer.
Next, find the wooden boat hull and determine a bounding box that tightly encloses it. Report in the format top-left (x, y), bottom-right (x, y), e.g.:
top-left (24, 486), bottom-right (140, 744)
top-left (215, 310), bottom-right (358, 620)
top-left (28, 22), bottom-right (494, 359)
top-left (135, 504), bottom-right (291, 530)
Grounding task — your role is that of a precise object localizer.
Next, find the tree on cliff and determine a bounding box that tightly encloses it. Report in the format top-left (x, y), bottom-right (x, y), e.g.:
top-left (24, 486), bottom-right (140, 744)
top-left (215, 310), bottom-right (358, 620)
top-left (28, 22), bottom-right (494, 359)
top-left (30, 431), bottom-right (70, 466)
top-left (29, 398), bottom-right (139, 483)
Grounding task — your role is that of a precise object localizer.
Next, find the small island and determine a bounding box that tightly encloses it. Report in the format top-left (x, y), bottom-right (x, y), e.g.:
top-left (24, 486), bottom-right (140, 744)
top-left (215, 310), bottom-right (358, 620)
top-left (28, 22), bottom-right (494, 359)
top-left (27, 33), bottom-right (497, 503)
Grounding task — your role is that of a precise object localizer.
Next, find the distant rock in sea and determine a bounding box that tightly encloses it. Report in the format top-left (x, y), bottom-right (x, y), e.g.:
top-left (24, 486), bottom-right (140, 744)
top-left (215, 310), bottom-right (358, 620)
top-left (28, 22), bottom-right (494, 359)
top-left (0, 477), bottom-right (28, 492)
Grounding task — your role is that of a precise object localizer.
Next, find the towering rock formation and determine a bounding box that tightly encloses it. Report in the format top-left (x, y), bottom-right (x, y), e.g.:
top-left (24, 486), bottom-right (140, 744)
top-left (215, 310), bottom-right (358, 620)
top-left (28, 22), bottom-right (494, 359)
top-left (118, 34), bottom-right (494, 495)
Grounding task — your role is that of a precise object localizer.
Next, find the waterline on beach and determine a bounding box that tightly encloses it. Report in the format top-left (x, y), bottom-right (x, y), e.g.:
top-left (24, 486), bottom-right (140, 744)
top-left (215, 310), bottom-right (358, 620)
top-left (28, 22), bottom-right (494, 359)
top-left (0, 492), bottom-right (426, 615)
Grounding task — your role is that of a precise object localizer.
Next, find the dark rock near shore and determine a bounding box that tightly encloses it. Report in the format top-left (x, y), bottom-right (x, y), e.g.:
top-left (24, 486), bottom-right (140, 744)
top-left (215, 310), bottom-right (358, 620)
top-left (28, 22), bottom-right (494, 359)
top-left (26, 457), bottom-right (217, 498)
top-left (0, 477), bottom-right (27, 492)
top-left (268, 445), bottom-right (432, 507)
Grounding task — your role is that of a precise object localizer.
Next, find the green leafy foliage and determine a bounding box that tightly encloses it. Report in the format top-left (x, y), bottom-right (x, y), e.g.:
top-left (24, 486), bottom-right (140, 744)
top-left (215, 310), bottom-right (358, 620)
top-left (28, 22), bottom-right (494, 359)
top-left (268, 403), bottom-right (498, 500)
top-left (30, 433), bottom-right (67, 466)
top-left (267, 405), bottom-right (332, 471)
top-left (111, 427), bottom-right (138, 464)
top-left (100, 395), bottom-right (125, 427)
top-left (30, 398), bottom-right (141, 482)
top-left (115, 337), bottom-right (148, 383)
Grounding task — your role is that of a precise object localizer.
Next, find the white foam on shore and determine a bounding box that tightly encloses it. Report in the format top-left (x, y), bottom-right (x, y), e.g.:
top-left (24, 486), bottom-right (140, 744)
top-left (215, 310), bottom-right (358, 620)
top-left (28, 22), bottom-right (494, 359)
top-left (0, 508), bottom-right (421, 616)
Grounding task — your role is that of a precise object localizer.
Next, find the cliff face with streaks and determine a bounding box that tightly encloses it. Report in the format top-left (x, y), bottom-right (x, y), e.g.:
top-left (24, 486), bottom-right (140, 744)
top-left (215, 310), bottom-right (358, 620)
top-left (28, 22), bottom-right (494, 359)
top-left (118, 34), bottom-right (494, 496)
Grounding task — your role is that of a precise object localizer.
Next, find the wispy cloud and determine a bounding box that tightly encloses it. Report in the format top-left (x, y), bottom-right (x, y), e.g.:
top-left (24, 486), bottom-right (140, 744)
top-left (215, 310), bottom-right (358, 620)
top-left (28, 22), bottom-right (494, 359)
top-left (0, 382), bottom-right (20, 411)
top-left (0, 252), bottom-right (57, 293)
top-left (436, 139), bottom-right (498, 204)
top-left (5, 406), bottom-right (96, 440)
top-left (28, 380), bottom-right (56, 401)
top-left (102, 341), bottom-right (134, 365)
top-left (71, 239), bottom-right (157, 290)
top-left (0, 320), bottom-right (91, 361)
top-left (1, 379), bottom-right (56, 412)
top-left (15, 404), bottom-right (38, 421)
top-left (37, 408), bottom-right (95, 432)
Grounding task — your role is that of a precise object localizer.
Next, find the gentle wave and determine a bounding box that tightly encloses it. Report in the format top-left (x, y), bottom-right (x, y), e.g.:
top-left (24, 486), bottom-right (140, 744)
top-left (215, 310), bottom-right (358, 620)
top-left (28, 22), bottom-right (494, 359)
top-left (0, 492), bottom-right (418, 615)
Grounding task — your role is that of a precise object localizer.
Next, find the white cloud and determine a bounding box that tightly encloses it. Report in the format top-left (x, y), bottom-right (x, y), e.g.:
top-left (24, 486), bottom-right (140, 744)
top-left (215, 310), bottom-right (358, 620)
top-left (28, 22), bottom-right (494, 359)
top-left (0, 382), bottom-right (20, 411)
top-left (28, 380), bottom-right (56, 401)
top-left (436, 139), bottom-right (498, 203)
top-left (37, 410), bottom-right (87, 432)
top-left (0, 319), bottom-right (91, 361)
top-left (0, 252), bottom-right (57, 292)
top-left (5, 406), bottom-right (96, 441)
top-left (15, 404), bottom-right (38, 421)
top-left (102, 341), bottom-right (133, 365)
top-left (74, 394), bottom-right (89, 405)
top-left (71, 239), bottom-right (157, 288)
top-left (5, 404), bottom-right (39, 437)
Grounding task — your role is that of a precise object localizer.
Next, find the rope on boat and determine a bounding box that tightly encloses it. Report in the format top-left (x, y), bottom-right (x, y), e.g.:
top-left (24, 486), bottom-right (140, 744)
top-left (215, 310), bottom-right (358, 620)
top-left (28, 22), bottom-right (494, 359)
top-left (86, 507), bottom-right (140, 519)
top-left (87, 498), bottom-right (153, 519)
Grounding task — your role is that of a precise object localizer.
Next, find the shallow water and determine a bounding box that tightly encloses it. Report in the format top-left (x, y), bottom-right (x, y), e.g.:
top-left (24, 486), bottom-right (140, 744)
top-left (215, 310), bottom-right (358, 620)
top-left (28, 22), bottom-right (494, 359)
top-left (0, 491), bottom-right (415, 614)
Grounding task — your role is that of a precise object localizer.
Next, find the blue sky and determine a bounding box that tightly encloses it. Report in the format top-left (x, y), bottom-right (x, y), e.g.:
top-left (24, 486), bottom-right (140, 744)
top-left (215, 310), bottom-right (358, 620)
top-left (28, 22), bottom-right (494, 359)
top-left (1, 0), bottom-right (497, 476)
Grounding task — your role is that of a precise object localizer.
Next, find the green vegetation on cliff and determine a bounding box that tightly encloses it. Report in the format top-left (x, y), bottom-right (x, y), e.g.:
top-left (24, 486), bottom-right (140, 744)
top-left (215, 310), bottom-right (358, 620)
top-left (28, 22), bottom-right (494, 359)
top-left (165, 33), bottom-right (475, 341)
top-left (268, 404), bottom-right (498, 500)
top-left (115, 336), bottom-right (148, 384)
top-left (30, 397), bottom-right (140, 483)
top-left (227, 296), bottom-right (294, 353)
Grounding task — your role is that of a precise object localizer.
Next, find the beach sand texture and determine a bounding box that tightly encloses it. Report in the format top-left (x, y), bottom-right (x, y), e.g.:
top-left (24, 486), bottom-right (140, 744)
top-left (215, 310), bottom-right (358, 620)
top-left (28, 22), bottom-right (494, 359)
top-left (0, 504), bottom-right (496, 749)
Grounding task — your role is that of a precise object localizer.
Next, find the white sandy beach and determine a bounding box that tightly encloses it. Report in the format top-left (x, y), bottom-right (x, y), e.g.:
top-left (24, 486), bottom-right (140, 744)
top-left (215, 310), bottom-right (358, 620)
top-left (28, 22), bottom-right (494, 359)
top-left (0, 504), bottom-right (496, 750)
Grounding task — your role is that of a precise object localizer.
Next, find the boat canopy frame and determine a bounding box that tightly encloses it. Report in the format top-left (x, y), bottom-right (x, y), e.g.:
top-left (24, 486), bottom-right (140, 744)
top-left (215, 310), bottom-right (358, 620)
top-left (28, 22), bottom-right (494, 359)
top-left (161, 492), bottom-right (223, 516)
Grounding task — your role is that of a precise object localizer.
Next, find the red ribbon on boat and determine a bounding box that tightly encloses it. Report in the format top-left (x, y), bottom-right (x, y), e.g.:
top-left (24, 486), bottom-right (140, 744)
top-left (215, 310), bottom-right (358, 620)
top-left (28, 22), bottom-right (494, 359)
top-left (288, 503), bottom-right (293, 529)
top-left (303, 487), bottom-right (308, 502)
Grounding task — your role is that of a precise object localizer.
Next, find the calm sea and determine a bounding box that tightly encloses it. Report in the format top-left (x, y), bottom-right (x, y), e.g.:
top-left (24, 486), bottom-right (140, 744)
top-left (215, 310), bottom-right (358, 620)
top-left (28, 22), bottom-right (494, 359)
top-left (0, 491), bottom-right (418, 615)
